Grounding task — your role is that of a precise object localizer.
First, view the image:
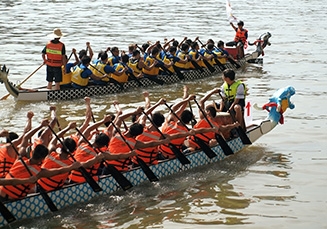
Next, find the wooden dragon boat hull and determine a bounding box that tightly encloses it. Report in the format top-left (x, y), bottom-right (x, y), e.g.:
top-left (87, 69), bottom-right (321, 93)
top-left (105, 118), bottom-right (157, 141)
top-left (0, 120), bottom-right (266, 227)
top-left (2, 61), bottom-right (243, 101)
top-left (0, 85), bottom-right (296, 227)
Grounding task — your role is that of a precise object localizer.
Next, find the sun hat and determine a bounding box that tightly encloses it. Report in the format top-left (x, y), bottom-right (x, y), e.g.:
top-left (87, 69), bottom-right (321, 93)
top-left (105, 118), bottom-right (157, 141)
top-left (47, 28), bottom-right (65, 39)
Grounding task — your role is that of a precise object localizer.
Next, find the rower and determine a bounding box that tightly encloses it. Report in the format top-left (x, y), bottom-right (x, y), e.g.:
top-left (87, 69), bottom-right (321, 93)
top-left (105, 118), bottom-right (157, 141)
top-left (158, 91), bottom-right (195, 159)
top-left (38, 122), bottom-right (78, 191)
top-left (60, 48), bottom-right (80, 89)
top-left (68, 114), bottom-right (135, 183)
top-left (0, 119), bottom-right (81, 200)
top-left (71, 56), bottom-right (108, 89)
top-left (107, 107), bottom-right (169, 171)
top-left (91, 52), bottom-right (127, 85)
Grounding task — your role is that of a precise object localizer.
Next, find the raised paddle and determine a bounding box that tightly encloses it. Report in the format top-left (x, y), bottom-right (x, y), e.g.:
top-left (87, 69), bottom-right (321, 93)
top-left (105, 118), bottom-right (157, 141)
top-left (88, 64), bottom-right (124, 91)
top-left (141, 110), bottom-right (191, 165)
top-left (74, 127), bottom-right (133, 191)
top-left (193, 99), bottom-right (234, 156)
top-left (218, 92), bottom-right (252, 145)
top-left (0, 63), bottom-right (45, 100)
top-left (48, 126), bottom-right (103, 192)
top-left (110, 122), bottom-right (159, 182)
top-left (164, 102), bottom-right (217, 159)
top-left (8, 140), bottom-right (58, 212)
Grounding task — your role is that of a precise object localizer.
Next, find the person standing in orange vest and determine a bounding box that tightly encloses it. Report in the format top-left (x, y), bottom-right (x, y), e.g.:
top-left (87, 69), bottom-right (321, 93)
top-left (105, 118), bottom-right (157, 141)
top-left (226, 21), bottom-right (248, 59)
top-left (42, 28), bottom-right (67, 90)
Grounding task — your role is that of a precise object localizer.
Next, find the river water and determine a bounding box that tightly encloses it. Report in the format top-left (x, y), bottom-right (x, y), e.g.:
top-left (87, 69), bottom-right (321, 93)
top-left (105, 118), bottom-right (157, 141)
top-left (0, 0), bottom-right (326, 228)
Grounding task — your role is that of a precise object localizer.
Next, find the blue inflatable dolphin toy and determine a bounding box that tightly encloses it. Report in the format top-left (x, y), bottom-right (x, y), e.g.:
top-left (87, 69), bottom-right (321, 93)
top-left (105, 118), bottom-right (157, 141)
top-left (261, 86), bottom-right (295, 125)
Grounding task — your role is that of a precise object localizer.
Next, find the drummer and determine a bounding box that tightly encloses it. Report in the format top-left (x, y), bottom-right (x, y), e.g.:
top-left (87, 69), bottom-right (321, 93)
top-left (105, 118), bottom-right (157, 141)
top-left (218, 69), bottom-right (246, 131)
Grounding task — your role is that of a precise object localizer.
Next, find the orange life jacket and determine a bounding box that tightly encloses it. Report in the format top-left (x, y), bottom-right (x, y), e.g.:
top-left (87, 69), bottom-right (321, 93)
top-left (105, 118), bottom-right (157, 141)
top-left (133, 128), bottom-right (161, 165)
top-left (158, 121), bottom-right (188, 158)
top-left (0, 159), bottom-right (41, 199)
top-left (107, 135), bottom-right (134, 171)
top-left (46, 41), bottom-right (64, 67)
top-left (234, 28), bottom-right (248, 44)
top-left (189, 118), bottom-right (217, 148)
top-left (0, 146), bottom-right (16, 178)
top-left (68, 143), bottom-right (99, 183)
top-left (38, 151), bottom-right (73, 191)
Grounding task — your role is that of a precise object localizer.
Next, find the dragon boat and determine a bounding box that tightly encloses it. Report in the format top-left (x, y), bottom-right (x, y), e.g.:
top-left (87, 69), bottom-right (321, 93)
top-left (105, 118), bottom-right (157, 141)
top-left (0, 85), bottom-right (295, 227)
top-left (0, 32), bottom-right (271, 102)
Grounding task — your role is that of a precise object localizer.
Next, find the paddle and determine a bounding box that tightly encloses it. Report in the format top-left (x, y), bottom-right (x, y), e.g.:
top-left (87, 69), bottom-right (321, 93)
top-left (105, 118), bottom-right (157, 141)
top-left (110, 122), bottom-right (159, 182)
top-left (161, 51), bottom-right (185, 80)
top-left (0, 198), bottom-right (16, 223)
top-left (120, 62), bottom-right (143, 87)
top-left (143, 74), bottom-right (165, 85)
top-left (141, 110), bottom-right (191, 165)
top-left (48, 126), bottom-right (103, 192)
top-left (188, 101), bottom-right (197, 127)
top-left (74, 127), bottom-right (133, 191)
top-left (189, 59), bottom-right (204, 73)
top-left (89, 64), bottom-right (124, 91)
top-left (218, 92), bottom-right (252, 145)
top-left (171, 65), bottom-right (185, 80)
top-left (0, 63), bottom-right (45, 100)
top-left (193, 99), bottom-right (234, 156)
top-left (214, 45), bottom-right (241, 69)
top-left (164, 102), bottom-right (217, 159)
top-left (8, 140), bottom-right (58, 212)
top-left (202, 59), bottom-right (216, 73)
top-left (196, 40), bottom-right (217, 73)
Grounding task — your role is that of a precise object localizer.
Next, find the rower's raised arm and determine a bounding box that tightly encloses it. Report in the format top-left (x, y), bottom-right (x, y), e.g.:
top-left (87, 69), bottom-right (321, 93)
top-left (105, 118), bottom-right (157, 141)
top-left (19, 119), bottom-right (49, 156)
top-left (48, 122), bottom-right (77, 153)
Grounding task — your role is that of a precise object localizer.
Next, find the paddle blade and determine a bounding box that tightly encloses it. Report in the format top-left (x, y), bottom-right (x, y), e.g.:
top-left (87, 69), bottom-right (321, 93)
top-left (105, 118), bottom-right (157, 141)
top-left (228, 57), bottom-right (241, 68)
top-left (236, 127), bottom-right (252, 145)
top-left (0, 93), bottom-right (10, 100)
top-left (136, 157), bottom-right (159, 182)
top-left (109, 78), bottom-right (124, 91)
top-left (79, 167), bottom-right (103, 192)
top-left (169, 143), bottom-right (191, 165)
top-left (0, 201), bottom-right (16, 223)
top-left (146, 76), bottom-right (165, 85)
top-left (202, 59), bottom-right (216, 73)
top-left (37, 184), bottom-right (58, 212)
top-left (105, 164), bottom-right (133, 191)
top-left (215, 134), bottom-right (234, 156)
top-left (190, 60), bottom-right (204, 73)
top-left (172, 65), bottom-right (185, 80)
top-left (194, 137), bottom-right (217, 159)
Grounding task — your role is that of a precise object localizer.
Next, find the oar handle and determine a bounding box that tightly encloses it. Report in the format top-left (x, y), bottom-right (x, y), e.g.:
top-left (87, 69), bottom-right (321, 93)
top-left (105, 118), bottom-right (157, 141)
top-left (89, 64), bottom-right (106, 75)
top-left (48, 125), bottom-right (77, 162)
top-left (141, 110), bottom-right (165, 138)
top-left (17, 63), bottom-right (45, 87)
top-left (111, 122), bottom-right (133, 151)
top-left (217, 91), bottom-right (235, 120)
top-left (193, 99), bottom-right (214, 128)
